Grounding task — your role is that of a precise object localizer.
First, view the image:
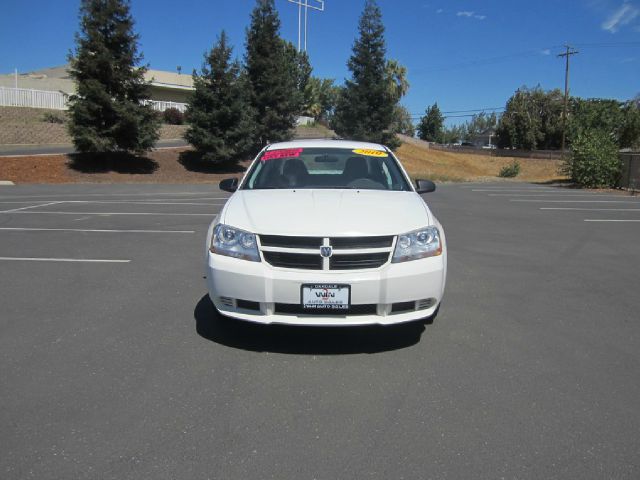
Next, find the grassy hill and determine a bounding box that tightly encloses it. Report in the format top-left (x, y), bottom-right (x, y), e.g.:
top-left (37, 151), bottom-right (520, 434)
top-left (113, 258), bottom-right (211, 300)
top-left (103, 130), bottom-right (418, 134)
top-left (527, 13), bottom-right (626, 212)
top-left (396, 140), bottom-right (566, 183)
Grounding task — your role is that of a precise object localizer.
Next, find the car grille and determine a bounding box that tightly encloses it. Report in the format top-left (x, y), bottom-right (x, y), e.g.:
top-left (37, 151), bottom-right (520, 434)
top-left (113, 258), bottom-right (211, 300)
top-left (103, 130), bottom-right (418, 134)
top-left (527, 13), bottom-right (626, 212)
top-left (330, 252), bottom-right (389, 270)
top-left (258, 235), bottom-right (395, 271)
top-left (260, 235), bottom-right (323, 249)
top-left (262, 251), bottom-right (323, 270)
top-left (260, 235), bottom-right (393, 250)
top-left (330, 236), bottom-right (393, 249)
top-left (274, 303), bottom-right (378, 316)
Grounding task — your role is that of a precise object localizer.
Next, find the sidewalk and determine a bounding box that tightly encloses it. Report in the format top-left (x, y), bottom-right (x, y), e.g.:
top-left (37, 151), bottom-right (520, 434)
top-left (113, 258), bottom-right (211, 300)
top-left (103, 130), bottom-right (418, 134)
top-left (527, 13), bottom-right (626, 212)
top-left (0, 139), bottom-right (189, 157)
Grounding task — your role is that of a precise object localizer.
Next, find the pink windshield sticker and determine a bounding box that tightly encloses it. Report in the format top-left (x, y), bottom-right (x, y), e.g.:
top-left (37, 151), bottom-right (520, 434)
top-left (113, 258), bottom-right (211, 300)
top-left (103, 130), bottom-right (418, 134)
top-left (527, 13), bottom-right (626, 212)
top-left (261, 148), bottom-right (304, 161)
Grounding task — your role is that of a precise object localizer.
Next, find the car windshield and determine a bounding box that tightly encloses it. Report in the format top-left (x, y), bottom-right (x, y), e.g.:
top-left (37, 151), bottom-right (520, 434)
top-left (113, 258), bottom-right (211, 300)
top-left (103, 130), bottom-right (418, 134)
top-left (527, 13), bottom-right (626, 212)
top-left (242, 147), bottom-right (411, 191)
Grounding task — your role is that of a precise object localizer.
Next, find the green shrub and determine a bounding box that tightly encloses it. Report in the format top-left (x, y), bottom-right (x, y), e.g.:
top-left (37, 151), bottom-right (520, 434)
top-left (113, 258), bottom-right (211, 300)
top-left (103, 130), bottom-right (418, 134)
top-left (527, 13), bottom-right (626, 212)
top-left (42, 111), bottom-right (66, 124)
top-left (563, 130), bottom-right (620, 188)
top-left (162, 107), bottom-right (184, 125)
top-left (498, 160), bottom-right (521, 178)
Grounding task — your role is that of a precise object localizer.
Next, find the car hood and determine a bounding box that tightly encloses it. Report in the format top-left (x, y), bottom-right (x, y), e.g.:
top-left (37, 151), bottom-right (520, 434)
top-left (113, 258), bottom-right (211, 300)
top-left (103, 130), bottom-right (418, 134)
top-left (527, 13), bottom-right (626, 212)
top-left (221, 189), bottom-right (433, 236)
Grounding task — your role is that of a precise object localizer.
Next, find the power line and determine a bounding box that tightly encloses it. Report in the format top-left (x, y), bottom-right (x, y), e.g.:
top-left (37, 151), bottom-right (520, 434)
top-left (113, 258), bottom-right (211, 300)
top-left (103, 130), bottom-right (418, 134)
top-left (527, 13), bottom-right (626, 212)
top-left (443, 113), bottom-right (502, 119)
top-left (573, 41), bottom-right (640, 48)
top-left (411, 46), bottom-right (563, 75)
top-left (410, 107), bottom-right (505, 119)
top-left (410, 42), bottom-right (639, 75)
top-left (442, 107), bottom-right (504, 114)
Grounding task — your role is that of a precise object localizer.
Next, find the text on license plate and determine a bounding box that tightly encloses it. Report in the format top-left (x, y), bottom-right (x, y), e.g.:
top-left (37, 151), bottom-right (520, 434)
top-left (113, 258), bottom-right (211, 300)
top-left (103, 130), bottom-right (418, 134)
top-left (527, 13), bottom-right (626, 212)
top-left (301, 284), bottom-right (350, 310)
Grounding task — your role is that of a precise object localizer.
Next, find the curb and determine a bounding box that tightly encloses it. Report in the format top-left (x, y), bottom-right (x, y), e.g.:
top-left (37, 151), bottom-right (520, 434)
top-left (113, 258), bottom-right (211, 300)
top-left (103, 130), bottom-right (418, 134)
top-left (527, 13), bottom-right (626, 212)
top-left (0, 181), bottom-right (15, 185)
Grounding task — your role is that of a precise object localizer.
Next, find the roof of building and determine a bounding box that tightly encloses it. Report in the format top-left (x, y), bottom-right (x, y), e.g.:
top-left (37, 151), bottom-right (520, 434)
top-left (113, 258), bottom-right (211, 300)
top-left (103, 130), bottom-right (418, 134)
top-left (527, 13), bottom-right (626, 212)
top-left (146, 69), bottom-right (193, 89)
top-left (0, 65), bottom-right (194, 93)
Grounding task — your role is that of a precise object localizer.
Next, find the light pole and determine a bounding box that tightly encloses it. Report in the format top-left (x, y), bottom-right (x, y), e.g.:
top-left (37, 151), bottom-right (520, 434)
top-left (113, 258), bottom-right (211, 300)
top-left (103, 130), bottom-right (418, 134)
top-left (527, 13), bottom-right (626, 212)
top-left (287, 0), bottom-right (325, 52)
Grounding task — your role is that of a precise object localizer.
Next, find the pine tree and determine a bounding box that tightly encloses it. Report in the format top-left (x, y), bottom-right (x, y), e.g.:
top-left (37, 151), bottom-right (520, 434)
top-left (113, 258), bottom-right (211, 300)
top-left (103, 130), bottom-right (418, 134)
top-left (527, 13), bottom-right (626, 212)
top-left (284, 42), bottom-right (312, 116)
top-left (185, 31), bottom-right (254, 163)
top-left (333, 0), bottom-right (399, 148)
top-left (67, 0), bottom-right (159, 154)
top-left (417, 103), bottom-right (444, 143)
top-left (245, 0), bottom-right (302, 148)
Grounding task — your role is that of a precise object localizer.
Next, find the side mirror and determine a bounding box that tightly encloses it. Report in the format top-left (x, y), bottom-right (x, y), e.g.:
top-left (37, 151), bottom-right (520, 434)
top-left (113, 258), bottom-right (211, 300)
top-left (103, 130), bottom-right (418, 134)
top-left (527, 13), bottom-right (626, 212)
top-left (219, 177), bottom-right (239, 193)
top-left (415, 179), bottom-right (436, 194)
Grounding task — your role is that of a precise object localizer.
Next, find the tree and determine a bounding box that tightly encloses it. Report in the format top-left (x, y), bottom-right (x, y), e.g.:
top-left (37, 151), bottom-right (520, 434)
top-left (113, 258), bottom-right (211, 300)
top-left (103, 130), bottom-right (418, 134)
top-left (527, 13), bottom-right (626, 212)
top-left (245, 0), bottom-right (302, 148)
top-left (495, 86), bottom-right (563, 150)
top-left (385, 60), bottom-right (412, 136)
top-left (563, 130), bottom-right (620, 188)
top-left (385, 59), bottom-right (409, 102)
top-left (284, 42), bottom-right (312, 115)
top-left (442, 124), bottom-right (466, 144)
top-left (332, 0), bottom-right (399, 148)
top-left (620, 100), bottom-right (640, 149)
top-left (465, 112), bottom-right (498, 139)
top-left (304, 77), bottom-right (339, 123)
top-left (390, 105), bottom-right (415, 136)
top-left (67, 0), bottom-right (159, 154)
top-left (569, 98), bottom-right (640, 149)
top-left (417, 103), bottom-right (444, 142)
top-left (185, 31), bottom-right (254, 163)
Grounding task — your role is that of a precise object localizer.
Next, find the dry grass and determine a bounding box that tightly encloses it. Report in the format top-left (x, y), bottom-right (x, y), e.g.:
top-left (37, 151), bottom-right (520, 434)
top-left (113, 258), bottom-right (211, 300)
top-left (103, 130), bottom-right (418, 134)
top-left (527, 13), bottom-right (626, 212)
top-left (395, 142), bottom-right (568, 183)
top-left (1, 138), bottom-right (569, 185)
top-left (0, 148), bottom-right (247, 184)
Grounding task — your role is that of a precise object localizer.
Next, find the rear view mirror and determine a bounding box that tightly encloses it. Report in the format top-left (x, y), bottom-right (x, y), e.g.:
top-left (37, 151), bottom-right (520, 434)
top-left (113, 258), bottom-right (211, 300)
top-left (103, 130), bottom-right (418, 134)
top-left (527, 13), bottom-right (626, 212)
top-left (415, 179), bottom-right (436, 194)
top-left (314, 155), bottom-right (339, 163)
top-left (219, 177), bottom-right (239, 193)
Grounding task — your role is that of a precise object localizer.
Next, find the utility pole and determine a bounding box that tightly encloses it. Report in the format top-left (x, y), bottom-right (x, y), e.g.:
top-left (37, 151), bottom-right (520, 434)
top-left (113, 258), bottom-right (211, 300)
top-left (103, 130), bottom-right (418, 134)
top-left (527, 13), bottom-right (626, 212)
top-left (558, 45), bottom-right (579, 155)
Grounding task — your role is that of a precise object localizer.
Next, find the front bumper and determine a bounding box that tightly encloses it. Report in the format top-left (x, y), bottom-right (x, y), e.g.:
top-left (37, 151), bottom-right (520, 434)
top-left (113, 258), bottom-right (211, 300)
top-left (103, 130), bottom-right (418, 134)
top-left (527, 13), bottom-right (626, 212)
top-left (206, 252), bottom-right (446, 326)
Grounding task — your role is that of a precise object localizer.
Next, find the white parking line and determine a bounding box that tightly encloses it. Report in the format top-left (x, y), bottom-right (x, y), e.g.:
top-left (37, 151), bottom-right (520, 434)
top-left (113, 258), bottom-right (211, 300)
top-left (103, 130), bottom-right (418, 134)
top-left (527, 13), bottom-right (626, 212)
top-left (471, 188), bottom-right (558, 192)
top-left (165, 197), bottom-right (229, 201)
top-left (0, 192), bottom-right (229, 200)
top-left (541, 207), bottom-right (640, 211)
top-left (0, 211), bottom-right (215, 216)
top-left (584, 219), bottom-right (640, 223)
top-left (0, 201), bottom-right (62, 213)
top-left (0, 200), bottom-right (225, 207)
top-left (0, 227), bottom-right (195, 233)
top-left (512, 199), bottom-right (640, 204)
top-left (490, 193), bottom-right (634, 198)
top-left (0, 257), bottom-right (130, 263)
top-left (11, 200), bottom-right (223, 206)
top-left (462, 185), bottom-right (553, 189)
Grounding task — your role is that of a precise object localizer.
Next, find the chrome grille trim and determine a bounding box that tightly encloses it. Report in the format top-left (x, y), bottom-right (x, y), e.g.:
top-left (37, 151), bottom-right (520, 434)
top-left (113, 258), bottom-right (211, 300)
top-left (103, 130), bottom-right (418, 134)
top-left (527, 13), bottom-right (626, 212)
top-left (258, 235), bottom-right (394, 271)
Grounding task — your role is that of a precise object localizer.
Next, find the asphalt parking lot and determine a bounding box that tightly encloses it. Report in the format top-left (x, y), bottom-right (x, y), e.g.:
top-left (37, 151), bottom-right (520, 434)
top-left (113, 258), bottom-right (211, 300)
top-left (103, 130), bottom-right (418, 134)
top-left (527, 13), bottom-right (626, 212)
top-left (1, 182), bottom-right (639, 479)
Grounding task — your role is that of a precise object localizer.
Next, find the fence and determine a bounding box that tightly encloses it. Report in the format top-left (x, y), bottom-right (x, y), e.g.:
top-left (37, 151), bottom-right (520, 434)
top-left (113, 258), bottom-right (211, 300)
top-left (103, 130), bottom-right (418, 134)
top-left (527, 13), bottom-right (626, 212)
top-left (430, 143), bottom-right (563, 160)
top-left (619, 153), bottom-right (640, 191)
top-left (142, 100), bottom-right (188, 113)
top-left (0, 87), bottom-right (188, 113)
top-left (0, 87), bottom-right (68, 110)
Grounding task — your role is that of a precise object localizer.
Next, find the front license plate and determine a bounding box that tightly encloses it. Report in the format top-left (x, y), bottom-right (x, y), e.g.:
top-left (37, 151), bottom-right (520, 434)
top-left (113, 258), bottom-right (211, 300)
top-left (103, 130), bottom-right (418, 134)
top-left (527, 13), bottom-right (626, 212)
top-left (301, 284), bottom-right (350, 311)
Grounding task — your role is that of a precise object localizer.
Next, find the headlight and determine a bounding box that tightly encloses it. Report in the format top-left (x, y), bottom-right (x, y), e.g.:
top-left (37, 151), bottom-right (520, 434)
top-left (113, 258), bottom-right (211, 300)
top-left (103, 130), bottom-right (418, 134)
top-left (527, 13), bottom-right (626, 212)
top-left (392, 226), bottom-right (442, 263)
top-left (210, 224), bottom-right (260, 262)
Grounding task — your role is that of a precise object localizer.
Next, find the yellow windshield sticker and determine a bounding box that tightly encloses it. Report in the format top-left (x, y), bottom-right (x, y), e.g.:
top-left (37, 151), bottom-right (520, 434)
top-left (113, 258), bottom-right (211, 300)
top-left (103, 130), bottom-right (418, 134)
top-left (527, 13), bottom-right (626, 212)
top-left (352, 148), bottom-right (388, 157)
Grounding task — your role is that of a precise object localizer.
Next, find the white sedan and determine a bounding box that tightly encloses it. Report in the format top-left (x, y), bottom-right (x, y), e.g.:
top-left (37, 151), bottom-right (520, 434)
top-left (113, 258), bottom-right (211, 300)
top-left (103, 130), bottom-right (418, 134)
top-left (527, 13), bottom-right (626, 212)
top-left (205, 139), bottom-right (446, 326)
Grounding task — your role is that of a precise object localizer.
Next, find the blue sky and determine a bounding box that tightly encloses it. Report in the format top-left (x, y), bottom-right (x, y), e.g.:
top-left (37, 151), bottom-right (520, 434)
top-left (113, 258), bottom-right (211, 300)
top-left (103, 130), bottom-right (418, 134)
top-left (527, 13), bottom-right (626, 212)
top-left (1, 0), bottom-right (639, 125)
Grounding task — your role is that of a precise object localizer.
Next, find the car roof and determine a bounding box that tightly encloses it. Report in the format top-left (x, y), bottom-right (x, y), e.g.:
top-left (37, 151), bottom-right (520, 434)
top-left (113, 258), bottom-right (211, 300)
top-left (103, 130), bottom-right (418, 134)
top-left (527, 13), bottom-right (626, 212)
top-left (264, 139), bottom-right (388, 151)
